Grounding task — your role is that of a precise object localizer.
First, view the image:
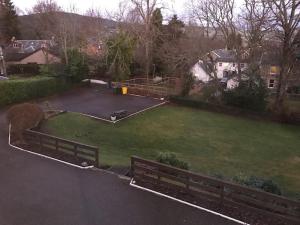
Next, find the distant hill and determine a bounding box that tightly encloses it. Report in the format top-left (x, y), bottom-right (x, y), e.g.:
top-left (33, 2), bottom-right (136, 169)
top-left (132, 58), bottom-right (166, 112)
top-left (18, 12), bottom-right (118, 40)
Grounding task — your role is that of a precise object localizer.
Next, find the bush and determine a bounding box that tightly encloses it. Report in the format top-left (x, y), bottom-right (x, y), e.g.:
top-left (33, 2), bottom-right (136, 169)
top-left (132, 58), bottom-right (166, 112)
top-left (39, 64), bottom-right (66, 77)
top-left (156, 152), bottom-right (189, 170)
top-left (7, 64), bottom-right (40, 75)
top-left (233, 174), bottom-right (282, 195)
top-left (181, 72), bottom-right (195, 96)
top-left (64, 49), bottom-right (89, 82)
top-left (223, 72), bottom-right (268, 112)
top-left (0, 77), bottom-right (71, 106)
top-left (7, 103), bottom-right (44, 143)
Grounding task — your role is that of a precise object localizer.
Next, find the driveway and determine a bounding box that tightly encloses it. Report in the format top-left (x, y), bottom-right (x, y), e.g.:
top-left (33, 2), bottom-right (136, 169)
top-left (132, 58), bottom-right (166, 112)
top-left (39, 86), bottom-right (164, 120)
top-left (0, 89), bottom-right (241, 225)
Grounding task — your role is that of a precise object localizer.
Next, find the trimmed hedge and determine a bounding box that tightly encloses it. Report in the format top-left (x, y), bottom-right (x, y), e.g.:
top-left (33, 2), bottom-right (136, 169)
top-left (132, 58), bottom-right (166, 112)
top-left (169, 96), bottom-right (300, 124)
top-left (169, 95), bottom-right (261, 115)
top-left (0, 77), bottom-right (72, 106)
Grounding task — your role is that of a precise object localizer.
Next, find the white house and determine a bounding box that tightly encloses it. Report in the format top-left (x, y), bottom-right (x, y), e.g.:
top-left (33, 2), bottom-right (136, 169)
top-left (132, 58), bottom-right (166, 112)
top-left (191, 49), bottom-right (248, 89)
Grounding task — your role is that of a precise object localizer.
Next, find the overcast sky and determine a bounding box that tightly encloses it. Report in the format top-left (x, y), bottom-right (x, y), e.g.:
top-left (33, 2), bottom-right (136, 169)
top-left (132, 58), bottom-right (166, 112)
top-left (14, 0), bottom-right (186, 17)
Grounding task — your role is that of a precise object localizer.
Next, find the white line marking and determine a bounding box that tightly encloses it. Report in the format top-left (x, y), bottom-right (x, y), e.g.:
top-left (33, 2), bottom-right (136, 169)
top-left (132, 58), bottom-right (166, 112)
top-left (8, 124), bottom-right (94, 170)
top-left (114, 101), bottom-right (167, 123)
top-left (67, 101), bottom-right (167, 124)
top-left (130, 179), bottom-right (250, 225)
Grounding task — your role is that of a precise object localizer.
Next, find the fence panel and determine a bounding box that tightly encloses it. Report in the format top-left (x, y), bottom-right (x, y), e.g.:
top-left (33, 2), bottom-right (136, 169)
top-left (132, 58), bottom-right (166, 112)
top-left (24, 130), bottom-right (99, 166)
top-left (131, 156), bottom-right (300, 224)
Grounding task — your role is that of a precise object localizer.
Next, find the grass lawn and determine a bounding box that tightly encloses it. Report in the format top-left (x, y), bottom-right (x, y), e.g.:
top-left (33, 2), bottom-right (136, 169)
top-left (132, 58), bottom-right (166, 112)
top-left (42, 105), bottom-right (300, 198)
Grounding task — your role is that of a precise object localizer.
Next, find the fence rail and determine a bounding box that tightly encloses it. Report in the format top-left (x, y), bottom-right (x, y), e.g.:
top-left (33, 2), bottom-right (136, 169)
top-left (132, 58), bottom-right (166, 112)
top-left (121, 77), bottom-right (180, 97)
top-left (131, 156), bottom-right (300, 224)
top-left (24, 130), bottom-right (99, 166)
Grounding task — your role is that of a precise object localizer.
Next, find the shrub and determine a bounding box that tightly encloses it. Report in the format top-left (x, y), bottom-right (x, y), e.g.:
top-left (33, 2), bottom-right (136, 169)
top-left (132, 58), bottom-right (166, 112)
top-left (7, 64), bottom-right (40, 75)
top-left (0, 77), bottom-right (71, 106)
top-left (7, 103), bottom-right (44, 143)
top-left (181, 72), bottom-right (195, 96)
top-left (201, 82), bottom-right (224, 103)
top-left (156, 152), bottom-right (189, 170)
top-left (223, 70), bottom-right (268, 112)
top-left (233, 174), bottom-right (282, 195)
top-left (64, 49), bottom-right (89, 82)
top-left (40, 64), bottom-right (66, 77)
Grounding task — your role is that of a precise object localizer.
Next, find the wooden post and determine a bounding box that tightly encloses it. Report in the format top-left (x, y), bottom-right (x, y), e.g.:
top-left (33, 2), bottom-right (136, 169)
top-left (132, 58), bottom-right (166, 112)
top-left (131, 157), bottom-right (135, 178)
top-left (220, 184), bottom-right (224, 207)
top-left (186, 175), bottom-right (190, 194)
top-left (95, 148), bottom-right (99, 167)
top-left (74, 145), bottom-right (78, 158)
top-left (39, 135), bottom-right (43, 150)
top-left (55, 139), bottom-right (58, 151)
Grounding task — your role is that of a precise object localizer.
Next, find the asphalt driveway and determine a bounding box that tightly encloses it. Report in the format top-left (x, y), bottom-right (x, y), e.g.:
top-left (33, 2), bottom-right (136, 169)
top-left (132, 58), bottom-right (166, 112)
top-left (0, 88), bottom-right (241, 225)
top-left (39, 86), bottom-right (164, 120)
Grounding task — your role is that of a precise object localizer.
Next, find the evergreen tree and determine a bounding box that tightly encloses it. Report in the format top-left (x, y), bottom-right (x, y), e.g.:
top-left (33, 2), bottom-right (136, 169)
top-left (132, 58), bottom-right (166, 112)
top-left (167, 15), bottom-right (185, 41)
top-left (0, 0), bottom-right (20, 43)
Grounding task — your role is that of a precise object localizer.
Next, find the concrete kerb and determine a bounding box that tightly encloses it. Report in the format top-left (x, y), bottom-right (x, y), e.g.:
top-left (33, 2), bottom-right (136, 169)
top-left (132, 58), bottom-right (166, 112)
top-left (130, 179), bottom-right (250, 225)
top-left (67, 101), bottom-right (167, 124)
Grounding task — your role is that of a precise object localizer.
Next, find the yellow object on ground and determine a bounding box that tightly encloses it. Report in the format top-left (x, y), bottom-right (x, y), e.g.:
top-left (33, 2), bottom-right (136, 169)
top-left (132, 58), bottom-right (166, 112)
top-left (122, 87), bottom-right (128, 95)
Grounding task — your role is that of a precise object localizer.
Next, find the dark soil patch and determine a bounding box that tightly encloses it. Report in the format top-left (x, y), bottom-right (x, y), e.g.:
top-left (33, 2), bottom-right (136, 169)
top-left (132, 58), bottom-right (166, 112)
top-left (15, 142), bottom-right (97, 168)
top-left (134, 180), bottom-right (297, 225)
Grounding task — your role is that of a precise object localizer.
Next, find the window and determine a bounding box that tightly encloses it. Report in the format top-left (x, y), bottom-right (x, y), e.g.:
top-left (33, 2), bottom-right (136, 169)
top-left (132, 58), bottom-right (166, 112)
top-left (13, 43), bottom-right (18, 48)
top-left (232, 63), bottom-right (235, 67)
top-left (241, 63), bottom-right (245, 68)
top-left (269, 79), bottom-right (275, 88)
top-left (270, 66), bottom-right (279, 74)
top-left (219, 63), bottom-right (222, 67)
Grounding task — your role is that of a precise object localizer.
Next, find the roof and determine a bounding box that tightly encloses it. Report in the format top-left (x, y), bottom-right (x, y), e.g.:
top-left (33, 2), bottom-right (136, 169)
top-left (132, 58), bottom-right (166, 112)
top-left (211, 49), bottom-right (248, 63)
top-left (5, 48), bottom-right (59, 62)
top-left (9, 39), bottom-right (56, 54)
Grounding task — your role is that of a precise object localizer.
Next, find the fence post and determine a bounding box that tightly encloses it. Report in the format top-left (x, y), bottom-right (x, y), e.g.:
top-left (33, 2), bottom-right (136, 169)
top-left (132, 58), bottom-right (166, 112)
top-left (39, 135), bottom-right (42, 150)
top-left (55, 139), bottom-right (58, 151)
top-left (95, 148), bottom-right (99, 167)
top-left (131, 157), bottom-right (135, 178)
top-left (220, 184), bottom-right (225, 207)
top-left (186, 175), bottom-right (190, 194)
top-left (74, 145), bottom-right (78, 158)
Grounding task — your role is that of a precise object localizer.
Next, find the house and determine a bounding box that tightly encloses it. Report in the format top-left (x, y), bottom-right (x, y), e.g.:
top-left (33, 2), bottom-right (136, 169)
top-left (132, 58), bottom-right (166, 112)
top-left (191, 49), bottom-right (248, 88)
top-left (260, 50), bottom-right (300, 90)
top-left (4, 38), bottom-right (61, 66)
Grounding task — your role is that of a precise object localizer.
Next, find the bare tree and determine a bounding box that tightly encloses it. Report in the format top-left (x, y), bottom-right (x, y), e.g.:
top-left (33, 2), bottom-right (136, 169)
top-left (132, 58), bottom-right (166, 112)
top-left (129, 0), bottom-right (162, 78)
top-left (266, 0), bottom-right (300, 111)
top-left (240, 0), bottom-right (270, 61)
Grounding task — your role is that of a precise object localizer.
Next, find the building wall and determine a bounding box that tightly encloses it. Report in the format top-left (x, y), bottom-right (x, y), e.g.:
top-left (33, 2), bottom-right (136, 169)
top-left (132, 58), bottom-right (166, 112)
top-left (216, 62), bottom-right (247, 78)
top-left (191, 61), bottom-right (211, 82)
top-left (21, 50), bottom-right (61, 64)
top-left (8, 50), bottom-right (61, 65)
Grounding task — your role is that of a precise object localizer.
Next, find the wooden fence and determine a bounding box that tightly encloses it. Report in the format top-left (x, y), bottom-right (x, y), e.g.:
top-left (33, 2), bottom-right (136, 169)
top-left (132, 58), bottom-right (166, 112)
top-left (120, 77), bottom-right (181, 97)
top-left (24, 130), bottom-right (99, 166)
top-left (131, 156), bottom-right (300, 224)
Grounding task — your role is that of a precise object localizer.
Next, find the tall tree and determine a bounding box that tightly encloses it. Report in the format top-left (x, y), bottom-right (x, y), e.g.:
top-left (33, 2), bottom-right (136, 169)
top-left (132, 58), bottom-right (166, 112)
top-left (130, 0), bottom-right (161, 78)
top-left (106, 31), bottom-right (135, 81)
top-left (0, 0), bottom-right (20, 43)
top-left (266, 0), bottom-right (300, 112)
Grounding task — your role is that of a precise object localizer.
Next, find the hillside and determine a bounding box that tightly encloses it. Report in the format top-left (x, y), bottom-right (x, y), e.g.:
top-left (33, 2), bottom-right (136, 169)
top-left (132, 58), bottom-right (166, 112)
top-left (18, 12), bottom-right (117, 39)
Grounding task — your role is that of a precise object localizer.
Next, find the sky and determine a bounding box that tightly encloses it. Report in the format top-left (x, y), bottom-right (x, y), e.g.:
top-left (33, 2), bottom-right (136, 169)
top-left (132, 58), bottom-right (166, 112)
top-left (13, 0), bottom-right (186, 18)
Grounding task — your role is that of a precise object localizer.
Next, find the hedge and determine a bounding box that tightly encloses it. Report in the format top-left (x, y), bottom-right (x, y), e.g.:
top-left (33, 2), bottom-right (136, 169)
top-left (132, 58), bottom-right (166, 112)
top-left (169, 95), bottom-right (269, 118)
top-left (0, 77), bottom-right (72, 106)
top-left (169, 96), bottom-right (300, 124)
